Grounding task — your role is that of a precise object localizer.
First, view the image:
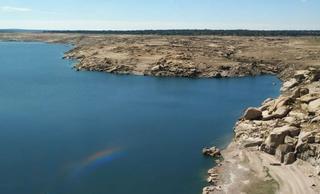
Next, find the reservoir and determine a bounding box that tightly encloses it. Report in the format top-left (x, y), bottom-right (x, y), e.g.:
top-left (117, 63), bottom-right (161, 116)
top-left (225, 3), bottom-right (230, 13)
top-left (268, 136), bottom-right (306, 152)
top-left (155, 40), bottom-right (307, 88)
top-left (0, 42), bottom-right (281, 194)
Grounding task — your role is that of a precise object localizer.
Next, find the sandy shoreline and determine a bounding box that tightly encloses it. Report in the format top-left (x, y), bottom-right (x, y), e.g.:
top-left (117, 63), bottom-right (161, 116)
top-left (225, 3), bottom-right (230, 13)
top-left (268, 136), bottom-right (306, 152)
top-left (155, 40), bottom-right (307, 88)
top-left (1, 33), bottom-right (320, 194)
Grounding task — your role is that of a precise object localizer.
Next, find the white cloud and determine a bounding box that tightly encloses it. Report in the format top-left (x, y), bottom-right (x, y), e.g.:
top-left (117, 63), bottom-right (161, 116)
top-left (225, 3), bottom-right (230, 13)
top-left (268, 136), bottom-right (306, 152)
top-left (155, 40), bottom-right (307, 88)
top-left (0, 6), bottom-right (57, 15)
top-left (0, 6), bottom-right (32, 12)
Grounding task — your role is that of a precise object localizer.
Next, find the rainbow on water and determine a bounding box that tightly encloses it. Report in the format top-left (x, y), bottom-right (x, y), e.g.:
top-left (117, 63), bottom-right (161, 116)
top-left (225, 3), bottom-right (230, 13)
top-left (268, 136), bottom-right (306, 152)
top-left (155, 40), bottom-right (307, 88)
top-left (70, 147), bottom-right (124, 178)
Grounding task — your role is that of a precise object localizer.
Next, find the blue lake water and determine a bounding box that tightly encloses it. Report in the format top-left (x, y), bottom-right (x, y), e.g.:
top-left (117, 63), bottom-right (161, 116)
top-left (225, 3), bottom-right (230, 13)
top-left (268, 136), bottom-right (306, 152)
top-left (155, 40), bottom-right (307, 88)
top-left (0, 41), bottom-right (281, 194)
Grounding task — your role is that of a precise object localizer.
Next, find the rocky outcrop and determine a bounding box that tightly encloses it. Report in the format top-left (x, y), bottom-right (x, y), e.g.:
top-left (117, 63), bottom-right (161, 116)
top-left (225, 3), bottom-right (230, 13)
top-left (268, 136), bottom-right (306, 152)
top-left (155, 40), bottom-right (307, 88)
top-left (200, 65), bottom-right (320, 193)
top-left (203, 68), bottom-right (320, 193)
top-left (242, 137), bottom-right (264, 148)
top-left (281, 78), bottom-right (299, 92)
top-left (202, 146), bottom-right (221, 157)
top-left (275, 144), bottom-right (295, 163)
top-left (237, 68), bottom-right (320, 165)
top-left (243, 107), bottom-right (263, 120)
top-left (148, 58), bottom-right (200, 77)
top-left (261, 126), bottom-right (300, 154)
top-left (308, 98), bottom-right (320, 114)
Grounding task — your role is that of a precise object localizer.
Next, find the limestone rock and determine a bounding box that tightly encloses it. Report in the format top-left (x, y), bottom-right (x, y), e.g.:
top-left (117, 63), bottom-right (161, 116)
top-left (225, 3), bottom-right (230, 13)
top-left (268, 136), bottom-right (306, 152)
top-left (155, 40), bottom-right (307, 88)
top-left (202, 146), bottom-right (221, 157)
top-left (281, 78), bottom-right (299, 92)
top-left (203, 186), bottom-right (215, 194)
top-left (289, 111), bottom-right (307, 121)
top-left (308, 98), bottom-right (320, 113)
top-left (242, 138), bottom-right (264, 148)
top-left (311, 116), bottom-right (320, 123)
top-left (243, 107), bottom-right (262, 120)
top-left (317, 166), bottom-right (320, 176)
top-left (284, 117), bottom-right (297, 124)
top-left (294, 131), bottom-right (320, 162)
top-left (274, 106), bottom-right (292, 118)
top-left (208, 168), bottom-right (218, 175)
top-left (299, 93), bottom-right (320, 103)
top-left (284, 152), bottom-right (296, 165)
top-left (207, 176), bottom-right (218, 183)
top-left (262, 126), bottom-right (300, 154)
top-left (301, 103), bottom-right (309, 112)
top-left (294, 70), bottom-right (310, 80)
top-left (300, 132), bottom-right (316, 144)
top-left (309, 68), bottom-right (320, 81)
top-left (151, 65), bottom-right (160, 71)
top-left (293, 87), bottom-right (309, 98)
top-left (263, 106), bottom-right (292, 120)
top-left (285, 136), bottom-right (298, 145)
top-left (315, 135), bottom-right (320, 143)
top-left (260, 99), bottom-right (275, 111)
top-left (275, 144), bottom-right (295, 163)
top-left (263, 98), bottom-right (274, 105)
top-left (269, 96), bottom-right (294, 113)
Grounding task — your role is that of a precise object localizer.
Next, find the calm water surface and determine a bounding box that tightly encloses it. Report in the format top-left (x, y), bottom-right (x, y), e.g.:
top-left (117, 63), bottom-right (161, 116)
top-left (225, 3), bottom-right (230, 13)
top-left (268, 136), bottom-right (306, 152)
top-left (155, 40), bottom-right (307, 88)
top-left (0, 42), bottom-right (281, 194)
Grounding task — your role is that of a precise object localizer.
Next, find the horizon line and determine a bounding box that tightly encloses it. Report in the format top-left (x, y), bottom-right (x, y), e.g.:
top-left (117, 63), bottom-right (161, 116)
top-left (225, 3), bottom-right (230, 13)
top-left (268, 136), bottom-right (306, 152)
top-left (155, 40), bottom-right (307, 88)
top-left (1, 29), bottom-right (320, 31)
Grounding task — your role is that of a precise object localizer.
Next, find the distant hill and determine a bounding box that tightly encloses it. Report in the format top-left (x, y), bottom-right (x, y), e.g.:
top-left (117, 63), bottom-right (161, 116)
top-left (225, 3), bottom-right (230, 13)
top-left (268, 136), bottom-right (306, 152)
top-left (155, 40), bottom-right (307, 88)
top-left (1, 29), bottom-right (320, 36)
top-left (0, 29), bottom-right (43, 33)
top-left (43, 29), bottom-right (320, 36)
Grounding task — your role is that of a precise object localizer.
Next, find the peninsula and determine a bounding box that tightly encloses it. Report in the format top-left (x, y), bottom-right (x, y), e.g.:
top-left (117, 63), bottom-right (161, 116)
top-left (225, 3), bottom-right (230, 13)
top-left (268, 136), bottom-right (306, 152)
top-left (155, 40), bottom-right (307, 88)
top-left (1, 32), bottom-right (320, 194)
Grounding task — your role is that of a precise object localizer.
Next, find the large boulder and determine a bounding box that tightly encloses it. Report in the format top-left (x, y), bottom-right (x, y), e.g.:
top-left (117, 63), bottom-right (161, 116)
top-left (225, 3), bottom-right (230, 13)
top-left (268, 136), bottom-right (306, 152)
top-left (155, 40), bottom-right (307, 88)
top-left (260, 98), bottom-right (275, 111)
top-left (242, 138), bottom-right (264, 148)
top-left (284, 117), bottom-right (297, 124)
top-left (308, 98), bottom-right (320, 113)
top-left (275, 144), bottom-right (295, 163)
top-left (284, 136), bottom-right (298, 146)
top-left (309, 67), bottom-right (320, 81)
top-left (243, 107), bottom-right (262, 120)
top-left (295, 143), bottom-right (320, 165)
top-left (203, 186), bottom-right (216, 194)
top-left (284, 152), bottom-right (296, 165)
top-left (317, 166), bottom-right (320, 176)
top-left (262, 126), bottom-right (300, 154)
top-left (299, 93), bottom-right (320, 103)
top-left (292, 87), bottom-right (309, 99)
top-left (294, 70), bottom-right (310, 81)
top-left (268, 96), bottom-right (294, 113)
top-left (263, 106), bottom-right (292, 120)
top-left (299, 130), bottom-right (319, 144)
top-left (289, 111), bottom-right (308, 121)
top-left (311, 116), bottom-right (320, 123)
top-left (275, 106), bottom-right (292, 116)
top-left (281, 78), bottom-right (299, 92)
top-left (295, 131), bottom-right (319, 161)
top-left (202, 146), bottom-right (221, 157)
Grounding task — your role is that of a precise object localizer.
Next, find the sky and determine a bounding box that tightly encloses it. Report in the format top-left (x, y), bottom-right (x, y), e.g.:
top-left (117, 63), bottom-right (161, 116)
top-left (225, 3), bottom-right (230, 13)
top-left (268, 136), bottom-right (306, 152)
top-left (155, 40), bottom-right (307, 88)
top-left (0, 0), bottom-right (319, 30)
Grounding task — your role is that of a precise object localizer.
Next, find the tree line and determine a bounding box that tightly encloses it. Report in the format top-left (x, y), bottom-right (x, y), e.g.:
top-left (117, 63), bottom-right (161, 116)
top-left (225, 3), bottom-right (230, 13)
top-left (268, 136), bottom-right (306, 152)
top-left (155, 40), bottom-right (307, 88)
top-left (43, 29), bottom-right (320, 36)
top-left (1, 29), bottom-right (320, 36)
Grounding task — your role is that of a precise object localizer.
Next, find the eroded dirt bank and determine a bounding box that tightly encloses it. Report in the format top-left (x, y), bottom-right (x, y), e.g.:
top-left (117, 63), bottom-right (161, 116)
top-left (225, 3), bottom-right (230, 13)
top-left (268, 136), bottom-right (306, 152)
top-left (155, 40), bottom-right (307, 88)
top-left (1, 33), bottom-right (320, 194)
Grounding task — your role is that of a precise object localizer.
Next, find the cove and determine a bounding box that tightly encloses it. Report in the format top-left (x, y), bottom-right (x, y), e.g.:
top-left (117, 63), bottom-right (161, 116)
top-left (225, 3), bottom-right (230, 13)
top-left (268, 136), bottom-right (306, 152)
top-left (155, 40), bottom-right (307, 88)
top-left (0, 41), bottom-right (281, 194)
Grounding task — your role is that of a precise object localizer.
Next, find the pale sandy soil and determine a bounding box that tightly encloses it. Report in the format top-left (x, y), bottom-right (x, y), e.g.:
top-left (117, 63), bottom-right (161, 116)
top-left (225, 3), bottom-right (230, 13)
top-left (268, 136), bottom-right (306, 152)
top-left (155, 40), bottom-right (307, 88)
top-left (210, 143), bottom-right (320, 194)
